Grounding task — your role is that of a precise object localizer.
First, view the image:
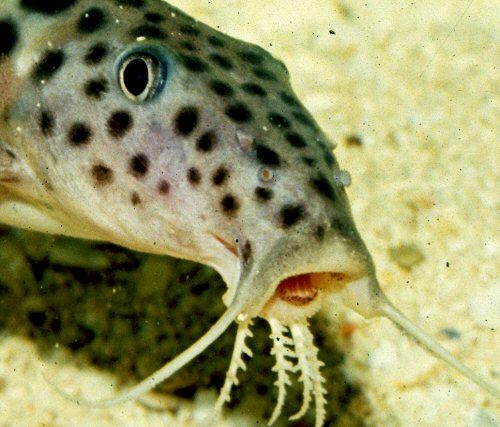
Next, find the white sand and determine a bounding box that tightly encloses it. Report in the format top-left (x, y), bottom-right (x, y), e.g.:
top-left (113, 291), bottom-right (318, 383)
top-left (1, 1), bottom-right (498, 426)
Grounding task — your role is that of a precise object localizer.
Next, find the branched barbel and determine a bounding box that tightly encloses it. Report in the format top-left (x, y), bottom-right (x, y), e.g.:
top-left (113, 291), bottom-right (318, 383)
top-left (0, 1), bottom-right (498, 426)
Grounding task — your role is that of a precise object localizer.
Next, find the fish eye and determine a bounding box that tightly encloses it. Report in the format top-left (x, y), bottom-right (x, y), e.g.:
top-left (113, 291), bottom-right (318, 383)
top-left (118, 53), bottom-right (163, 102)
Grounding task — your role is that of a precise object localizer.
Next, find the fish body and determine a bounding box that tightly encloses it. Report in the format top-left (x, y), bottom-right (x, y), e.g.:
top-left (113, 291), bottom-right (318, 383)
top-left (0, 1), bottom-right (498, 426)
top-left (0, 1), bottom-right (373, 423)
top-left (0, 0), bottom-right (366, 303)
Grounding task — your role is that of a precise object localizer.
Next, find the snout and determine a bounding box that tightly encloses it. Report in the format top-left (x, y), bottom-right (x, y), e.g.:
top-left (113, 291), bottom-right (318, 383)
top-left (230, 222), bottom-right (376, 323)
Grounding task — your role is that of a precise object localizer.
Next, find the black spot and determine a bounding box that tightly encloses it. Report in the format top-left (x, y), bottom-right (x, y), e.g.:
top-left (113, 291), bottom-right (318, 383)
top-left (39, 111), bottom-right (55, 137)
top-left (114, 0), bottom-right (144, 7)
top-left (241, 83), bottom-right (267, 97)
top-left (311, 174), bottom-right (336, 200)
top-left (280, 204), bottom-right (305, 228)
top-left (196, 132), bottom-right (217, 152)
top-left (330, 216), bottom-right (354, 239)
top-left (255, 187), bottom-right (273, 202)
top-left (255, 144), bottom-right (280, 166)
top-left (179, 24), bottom-right (201, 37)
top-left (0, 20), bottom-right (18, 56)
top-left (323, 150), bottom-right (334, 167)
top-left (129, 153), bottom-right (149, 178)
top-left (241, 240), bottom-right (252, 263)
top-left (158, 179), bottom-right (170, 195)
top-left (302, 156), bottom-right (316, 167)
top-left (239, 50), bottom-right (264, 65)
top-left (315, 225), bottom-right (326, 241)
top-left (279, 91), bottom-right (300, 107)
top-left (293, 111), bottom-right (316, 129)
top-left (268, 112), bottom-right (290, 129)
top-left (91, 164), bottom-right (113, 186)
top-left (208, 35), bottom-right (225, 48)
top-left (180, 41), bottom-right (198, 52)
top-left (225, 103), bottom-right (252, 123)
top-left (84, 78), bottom-right (108, 99)
top-left (278, 60), bottom-right (289, 75)
top-left (84, 43), bottom-right (108, 64)
top-left (132, 25), bottom-right (166, 40)
top-left (175, 107), bottom-right (198, 135)
top-left (212, 167), bottom-right (229, 186)
top-left (187, 167), bottom-right (201, 185)
top-left (316, 139), bottom-right (328, 150)
top-left (21, 0), bottom-right (77, 14)
top-left (78, 8), bottom-right (107, 34)
top-left (68, 123), bottom-right (92, 146)
top-left (253, 68), bottom-right (277, 81)
top-left (131, 191), bottom-right (141, 206)
top-left (32, 49), bottom-right (64, 81)
top-left (107, 111), bottom-right (133, 138)
top-left (209, 53), bottom-right (233, 70)
top-left (144, 12), bottom-right (164, 23)
top-left (285, 132), bottom-right (307, 148)
top-left (221, 194), bottom-right (239, 215)
top-left (180, 55), bottom-right (209, 72)
top-left (209, 80), bottom-right (234, 97)
top-left (316, 139), bottom-right (333, 164)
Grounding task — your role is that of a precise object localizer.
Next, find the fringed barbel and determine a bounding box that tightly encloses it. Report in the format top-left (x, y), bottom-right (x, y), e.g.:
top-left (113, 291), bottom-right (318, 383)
top-left (212, 315), bottom-right (254, 418)
top-left (267, 318), bottom-right (297, 425)
top-left (211, 317), bottom-right (327, 426)
top-left (289, 322), bottom-right (327, 427)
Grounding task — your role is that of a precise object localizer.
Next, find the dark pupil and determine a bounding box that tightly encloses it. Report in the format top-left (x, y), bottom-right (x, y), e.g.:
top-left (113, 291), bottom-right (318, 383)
top-left (123, 58), bottom-right (150, 96)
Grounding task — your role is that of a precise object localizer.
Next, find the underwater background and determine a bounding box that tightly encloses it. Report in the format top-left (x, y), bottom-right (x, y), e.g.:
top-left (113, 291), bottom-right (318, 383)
top-left (0, 0), bottom-right (498, 426)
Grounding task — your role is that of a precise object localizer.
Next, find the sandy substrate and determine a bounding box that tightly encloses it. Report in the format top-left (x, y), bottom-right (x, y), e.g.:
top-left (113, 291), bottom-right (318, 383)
top-left (1, 0), bottom-right (498, 426)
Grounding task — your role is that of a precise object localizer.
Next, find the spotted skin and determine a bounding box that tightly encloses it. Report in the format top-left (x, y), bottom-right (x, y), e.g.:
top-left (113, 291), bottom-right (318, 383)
top-left (0, 0), bottom-right (355, 274)
top-left (0, 0), bottom-right (498, 425)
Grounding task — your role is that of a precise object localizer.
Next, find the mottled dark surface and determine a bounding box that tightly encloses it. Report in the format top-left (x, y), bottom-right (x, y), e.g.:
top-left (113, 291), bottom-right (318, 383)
top-left (0, 225), bottom-right (368, 425)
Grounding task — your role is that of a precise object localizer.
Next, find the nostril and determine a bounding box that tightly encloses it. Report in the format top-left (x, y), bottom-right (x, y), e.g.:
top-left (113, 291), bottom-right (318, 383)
top-left (314, 224), bottom-right (326, 241)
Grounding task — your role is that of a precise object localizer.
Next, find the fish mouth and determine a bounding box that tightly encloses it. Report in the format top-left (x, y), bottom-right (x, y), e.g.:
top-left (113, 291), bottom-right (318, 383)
top-left (224, 224), bottom-right (377, 323)
top-left (260, 270), bottom-right (367, 322)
